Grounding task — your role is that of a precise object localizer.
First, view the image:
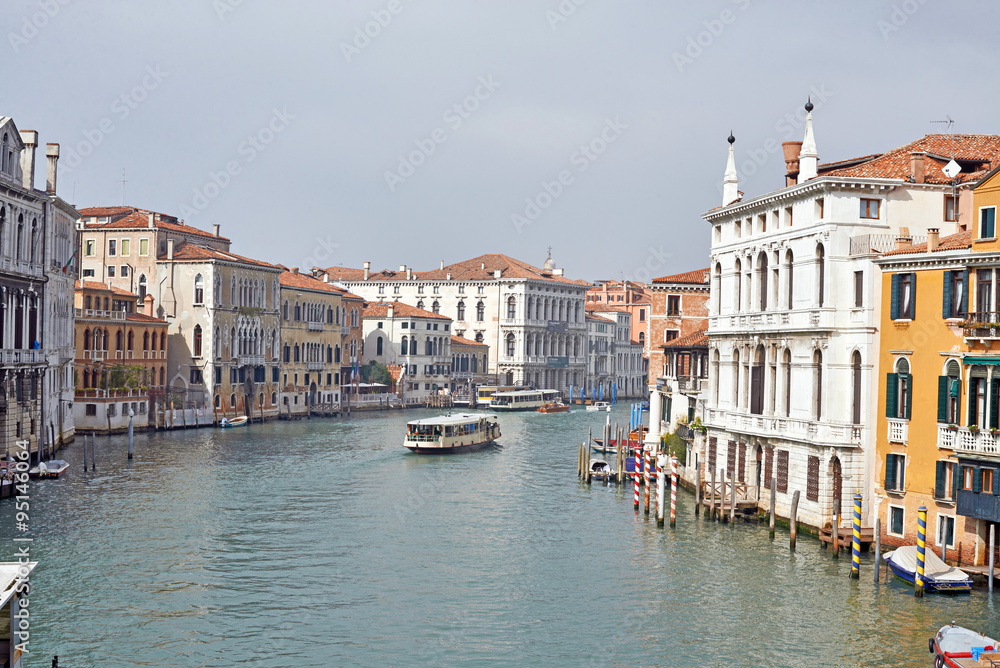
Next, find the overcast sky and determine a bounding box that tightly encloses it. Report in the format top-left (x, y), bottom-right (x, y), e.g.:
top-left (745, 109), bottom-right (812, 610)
top-left (5, 0), bottom-right (997, 283)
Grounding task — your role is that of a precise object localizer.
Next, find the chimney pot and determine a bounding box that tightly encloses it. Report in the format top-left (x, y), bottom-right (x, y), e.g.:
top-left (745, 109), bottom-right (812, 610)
top-left (167, 238), bottom-right (174, 260)
top-left (440, 260), bottom-right (444, 270)
top-left (147, 213), bottom-right (154, 228)
top-left (45, 143), bottom-right (59, 194)
top-left (446, 272), bottom-right (451, 280)
top-left (406, 267), bottom-right (412, 280)
top-left (927, 227), bottom-right (940, 251)
top-left (213, 223), bottom-right (220, 237)
top-left (894, 236), bottom-right (913, 251)
top-left (291, 267), bottom-right (299, 275)
top-left (399, 264), bottom-right (406, 272)
top-left (363, 261), bottom-right (370, 281)
top-left (19, 131), bottom-right (37, 191)
top-left (910, 151), bottom-right (926, 184)
top-left (782, 141), bottom-right (802, 186)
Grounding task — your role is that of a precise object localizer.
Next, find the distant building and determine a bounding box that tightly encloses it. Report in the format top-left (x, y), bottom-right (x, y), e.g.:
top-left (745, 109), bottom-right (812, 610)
top-left (450, 334), bottom-right (489, 403)
top-left (340, 291), bottom-right (365, 391)
top-left (586, 280), bottom-right (651, 355)
top-left (585, 313), bottom-right (614, 399)
top-left (362, 301), bottom-right (452, 401)
top-left (586, 306), bottom-right (646, 398)
top-left (657, 329), bottom-right (708, 451)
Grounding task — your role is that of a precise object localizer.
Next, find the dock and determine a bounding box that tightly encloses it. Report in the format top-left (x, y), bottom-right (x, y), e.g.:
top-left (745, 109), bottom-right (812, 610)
top-left (820, 526), bottom-right (875, 553)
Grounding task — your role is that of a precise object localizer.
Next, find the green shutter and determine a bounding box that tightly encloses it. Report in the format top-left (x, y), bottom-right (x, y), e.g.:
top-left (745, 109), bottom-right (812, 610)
top-left (992, 379), bottom-right (1000, 430)
top-left (994, 468), bottom-right (1000, 495)
top-left (886, 373), bottom-right (899, 418)
top-left (885, 454), bottom-right (897, 491)
top-left (935, 461), bottom-right (947, 499)
top-left (890, 274), bottom-right (901, 320)
top-left (962, 270), bottom-right (970, 315)
top-left (938, 376), bottom-right (949, 423)
top-left (973, 468), bottom-right (982, 493)
top-left (951, 463), bottom-right (958, 499)
top-left (903, 374), bottom-right (912, 419)
top-left (910, 273), bottom-right (917, 319)
top-left (970, 378), bottom-right (979, 426)
top-left (899, 456), bottom-right (905, 490)
top-left (942, 270), bottom-right (954, 318)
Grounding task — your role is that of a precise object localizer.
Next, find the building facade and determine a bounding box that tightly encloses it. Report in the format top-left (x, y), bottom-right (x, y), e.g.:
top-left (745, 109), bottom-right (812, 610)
top-left (586, 314), bottom-right (614, 400)
top-left (362, 301), bottom-right (452, 401)
top-left (449, 335), bottom-right (489, 404)
top-left (278, 268), bottom-right (343, 416)
top-left (586, 307), bottom-right (646, 398)
top-left (586, 280), bottom-right (652, 355)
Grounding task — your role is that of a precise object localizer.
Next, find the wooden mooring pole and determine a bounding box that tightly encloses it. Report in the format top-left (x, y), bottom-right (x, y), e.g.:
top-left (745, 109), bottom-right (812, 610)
top-left (874, 517), bottom-right (882, 584)
top-left (710, 467), bottom-right (717, 520)
top-left (769, 476), bottom-right (776, 539)
top-left (990, 524), bottom-right (995, 593)
top-left (585, 442), bottom-right (591, 485)
top-left (789, 490), bottom-right (800, 551)
top-left (729, 470), bottom-right (737, 524)
top-left (656, 454), bottom-right (665, 527)
top-left (643, 450), bottom-right (651, 516)
top-left (670, 455), bottom-right (677, 528)
top-left (694, 452), bottom-right (701, 516)
top-left (720, 469), bottom-right (727, 523)
top-left (832, 498), bottom-right (840, 558)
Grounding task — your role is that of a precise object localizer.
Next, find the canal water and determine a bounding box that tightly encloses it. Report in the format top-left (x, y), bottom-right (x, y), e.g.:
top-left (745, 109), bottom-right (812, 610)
top-left (7, 406), bottom-right (999, 667)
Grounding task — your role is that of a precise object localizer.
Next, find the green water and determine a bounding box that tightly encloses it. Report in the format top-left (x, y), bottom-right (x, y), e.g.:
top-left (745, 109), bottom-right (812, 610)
top-left (5, 406), bottom-right (995, 666)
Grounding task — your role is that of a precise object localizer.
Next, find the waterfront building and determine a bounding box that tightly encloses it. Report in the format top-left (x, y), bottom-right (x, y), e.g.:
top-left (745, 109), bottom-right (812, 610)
top-left (362, 301), bottom-right (452, 401)
top-left (340, 290), bottom-right (365, 396)
top-left (449, 334), bottom-right (489, 404)
top-left (586, 280), bottom-right (652, 355)
top-left (318, 252), bottom-right (589, 393)
top-left (585, 306), bottom-right (647, 398)
top-left (703, 104), bottom-right (1000, 530)
top-left (278, 268), bottom-right (344, 416)
top-left (657, 329), bottom-right (709, 435)
top-left (72, 281), bottom-right (167, 431)
top-left (646, 268), bottom-right (710, 443)
top-left (585, 313), bottom-right (614, 399)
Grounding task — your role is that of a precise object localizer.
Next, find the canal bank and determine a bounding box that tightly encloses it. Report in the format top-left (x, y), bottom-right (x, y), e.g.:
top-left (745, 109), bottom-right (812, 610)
top-left (5, 406), bottom-right (999, 666)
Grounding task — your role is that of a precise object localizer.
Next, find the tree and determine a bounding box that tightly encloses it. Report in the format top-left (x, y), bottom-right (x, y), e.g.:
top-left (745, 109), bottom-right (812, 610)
top-left (360, 360), bottom-right (392, 386)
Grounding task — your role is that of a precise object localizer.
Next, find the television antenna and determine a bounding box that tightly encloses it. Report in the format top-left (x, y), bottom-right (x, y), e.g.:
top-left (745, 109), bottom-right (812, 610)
top-left (119, 168), bottom-right (127, 205)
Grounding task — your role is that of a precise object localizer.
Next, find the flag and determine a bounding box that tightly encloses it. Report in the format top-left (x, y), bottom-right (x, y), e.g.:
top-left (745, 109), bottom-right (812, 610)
top-left (61, 247), bottom-right (77, 274)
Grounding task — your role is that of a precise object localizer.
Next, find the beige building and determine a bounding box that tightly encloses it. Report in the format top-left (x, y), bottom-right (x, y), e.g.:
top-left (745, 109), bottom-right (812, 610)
top-left (450, 334), bottom-right (489, 404)
top-left (362, 301), bottom-right (452, 401)
top-left (278, 268), bottom-right (344, 416)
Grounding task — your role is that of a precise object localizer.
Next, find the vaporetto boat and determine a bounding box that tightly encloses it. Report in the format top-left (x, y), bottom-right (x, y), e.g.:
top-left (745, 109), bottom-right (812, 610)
top-left (489, 389), bottom-right (559, 411)
top-left (403, 413), bottom-right (502, 454)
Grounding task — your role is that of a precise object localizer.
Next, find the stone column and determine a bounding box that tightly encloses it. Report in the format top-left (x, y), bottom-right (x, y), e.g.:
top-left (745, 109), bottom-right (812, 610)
top-left (646, 387), bottom-right (663, 445)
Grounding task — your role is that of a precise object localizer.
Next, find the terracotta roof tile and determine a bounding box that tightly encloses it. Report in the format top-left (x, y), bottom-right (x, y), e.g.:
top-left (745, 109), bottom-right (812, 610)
top-left (662, 329), bottom-right (708, 348)
top-left (279, 270), bottom-right (346, 294)
top-left (322, 254), bottom-right (590, 287)
top-left (169, 242), bottom-right (280, 270)
top-left (819, 135), bottom-right (1000, 185)
top-left (652, 268), bottom-right (710, 284)
top-left (74, 280), bottom-right (138, 297)
top-left (78, 207), bottom-right (230, 242)
top-left (363, 301), bottom-right (451, 320)
top-left (881, 230), bottom-right (973, 256)
top-left (126, 312), bottom-right (167, 324)
top-left (450, 334), bottom-right (487, 347)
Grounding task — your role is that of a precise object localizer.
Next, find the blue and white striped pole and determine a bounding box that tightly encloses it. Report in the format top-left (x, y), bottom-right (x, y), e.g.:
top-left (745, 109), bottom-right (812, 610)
top-left (850, 491), bottom-right (861, 580)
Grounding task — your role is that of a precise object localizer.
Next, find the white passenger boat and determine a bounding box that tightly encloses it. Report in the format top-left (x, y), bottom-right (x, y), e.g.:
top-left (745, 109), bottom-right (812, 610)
top-left (586, 401), bottom-right (611, 412)
top-left (403, 413), bottom-right (502, 454)
top-left (489, 389), bottom-right (559, 411)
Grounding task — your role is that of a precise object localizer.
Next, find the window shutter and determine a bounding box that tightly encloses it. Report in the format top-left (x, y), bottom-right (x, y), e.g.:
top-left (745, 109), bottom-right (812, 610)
top-left (910, 273), bottom-right (917, 319)
top-left (885, 454), bottom-right (897, 491)
top-left (962, 270), bottom-right (970, 315)
top-left (994, 468), bottom-right (1000, 495)
top-left (885, 373), bottom-right (898, 418)
top-left (938, 376), bottom-right (949, 423)
top-left (993, 379), bottom-right (1000, 430)
top-left (942, 270), bottom-right (953, 318)
top-left (899, 456), bottom-right (905, 489)
top-left (973, 468), bottom-right (982, 493)
top-left (935, 461), bottom-right (947, 499)
top-left (890, 274), bottom-right (901, 320)
top-left (951, 463), bottom-right (958, 499)
top-left (970, 378), bottom-right (979, 426)
top-left (903, 374), bottom-right (912, 420)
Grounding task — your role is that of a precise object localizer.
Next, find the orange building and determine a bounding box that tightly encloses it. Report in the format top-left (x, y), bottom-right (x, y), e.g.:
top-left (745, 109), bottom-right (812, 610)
top-left (586, 280), bottom-right (651, 353)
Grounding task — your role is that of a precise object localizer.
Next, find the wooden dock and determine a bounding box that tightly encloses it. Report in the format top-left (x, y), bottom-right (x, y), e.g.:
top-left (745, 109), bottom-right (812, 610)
top-left (819, 526), bottom-right (875, 552)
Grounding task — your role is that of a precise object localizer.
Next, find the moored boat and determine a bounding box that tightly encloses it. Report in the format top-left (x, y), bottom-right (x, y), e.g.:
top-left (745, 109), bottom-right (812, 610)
top-left (219, 416), bottom-right (248, 428)
top-left (28, 459), bottom-right (69, 479)
top-left (404, 413), bottom-right (501, 454)
top-left (884, 546), bottom-right (973, 593)
top-left (586, 401), bottom-right (611, 412)
top-left (929, 623), bottom-right (1000, 667)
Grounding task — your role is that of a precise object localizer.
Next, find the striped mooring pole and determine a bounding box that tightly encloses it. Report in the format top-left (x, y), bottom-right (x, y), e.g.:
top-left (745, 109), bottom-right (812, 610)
top-left (633, 446), bottom-right (641, 511)
top-left (644, 450), bottom-right (651, 516)
top-left (915, 505), bottom-right (927, 597)
top-left (656, 454), bottom-right (665, 527)
top-left (850, 491), bottom-right (861, 580)
top-left (670, 455), bottom-right (678, 527)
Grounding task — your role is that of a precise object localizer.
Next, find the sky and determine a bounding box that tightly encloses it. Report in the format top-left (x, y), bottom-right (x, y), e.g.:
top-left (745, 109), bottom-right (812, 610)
top-left (4, 0), bottom-right (998, 284)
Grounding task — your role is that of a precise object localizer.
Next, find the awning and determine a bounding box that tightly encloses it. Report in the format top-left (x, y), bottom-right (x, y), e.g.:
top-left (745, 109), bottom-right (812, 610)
top-left (962, 358), bottom-right (1000, 366)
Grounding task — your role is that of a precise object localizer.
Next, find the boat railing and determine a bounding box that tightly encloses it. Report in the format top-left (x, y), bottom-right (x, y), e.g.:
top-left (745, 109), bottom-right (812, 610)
top-left (406, 433), bottom-right (440, 443)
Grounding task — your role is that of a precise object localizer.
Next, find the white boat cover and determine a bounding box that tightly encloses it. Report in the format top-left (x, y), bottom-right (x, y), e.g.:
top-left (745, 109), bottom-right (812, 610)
top-left (884, 545), bottom-right (971, 582)
top-left (937, 625), bottom-right (998, 654)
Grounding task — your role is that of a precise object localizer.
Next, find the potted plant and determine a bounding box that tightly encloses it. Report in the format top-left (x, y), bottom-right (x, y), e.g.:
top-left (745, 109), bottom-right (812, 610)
top-left (990, 428), bottom-right (999, 437)
top-left (947, 424), bottom-right (958, 432)
top-left (970, 424), bottom-right (981, 434)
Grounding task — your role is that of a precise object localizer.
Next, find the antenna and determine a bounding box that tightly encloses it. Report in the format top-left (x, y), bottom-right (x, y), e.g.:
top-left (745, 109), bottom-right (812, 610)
top-left (931, 116), bottom-right (962, 223)
top-left (120, 168), bottom-right (127, 205)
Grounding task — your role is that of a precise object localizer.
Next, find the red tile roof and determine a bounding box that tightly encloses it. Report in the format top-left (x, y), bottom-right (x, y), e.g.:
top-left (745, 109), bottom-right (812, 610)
top-left (78, 207), bottom-right (230, 242)
top-left (450, 334), bottom-right (487, 347)
top-left (586, 313), bottom-right (616, 323)
top-left (279, 270), bottom-right (347, 295)
top-left (652, 268), bottom-right (710, 284)
top-left (322, 254), bottom-right (589, 287)
top-left (169, 242), bottom-right (280, 270)
top-left (126, 312), bottom-right (167, 325)
top-left (880, 230), bottom-right (973, 256)
top-left (363, 301), bottom-right (451, 320)
top-left (819, 135), bottom-right (1000, 185)
top-left (74, 280), bottom-right (138, 298)
top-left (662, 329), bottom-right (708, 349)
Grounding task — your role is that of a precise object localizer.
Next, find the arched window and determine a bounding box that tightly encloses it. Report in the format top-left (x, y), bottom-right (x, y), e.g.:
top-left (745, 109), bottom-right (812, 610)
top-left (507, 296), bottom-right (516, 319)
top-left (785, 250), bottom-right (794, 309)
top-left (750, 345), bottom-right (765, 415)
top-left (294, 302), bottom-right (301, 321)
top-left (115, 329), bottom-right (123, 351)
top-left (713, 263), bottom-right (722, 314)
top-left (851, 351), bottom-right (862, 424)
top-left (127, 330), bottom-right (134, 351)
top-left (29, 219), bottom-right (37, 263)
top-left (813, 350), bottom-right (824, 420)
top-left (638, 331), bottom-right (645, 348)
top-left (160, 331), bottom-right (166, 351)
top-left (475, 332), bottom-right (484, 343)
top-left (194, 274), bottom-right (204, 305)
top-left (230, 393), bottom-right (237, 409)
top-left (712, 350), bottom-right (721, 404)
top-left (471, 355), bottom-right (478, 373)
top-left (85, 295), bottom-right (92, 310)
top-left (215, 394), bottom-right (221, 408)
top-left (231, 276), bottom-right (236, 305)
top-left (334, 345), bottom-right (341, 363)
top-left (476, 301), bottom-right (485, 322)
top-left (142, 331), bottom-right (149, 351)
top-left (758, 252), bottom-right (768, 311)
top-left (432, 300), bottom-right (440, 314)
top-left (0, 206), bottom-right (5, 255)
top-left (782, 348), bottom-right (792, 416)
top-left (401, 338), bottom-right (408, 355)
top-left (732, 348), bottom-right (740, 407)
top-left (294, 343), bottom-right (300, 362)
top-left (214, 327), bottom-right (221, 358)
top-left (506, 333), bottom-right (515, 357)
top-left (283, 300), bottom-right (289, 320)
top-left (734, 259), bottom-right (742, 312)
top-left (83, 328), bottom-right (91, 351)
top-left (15, 214), bottom-right (23, 261)
top-left (138, 274), bottom-right (147, 301)
top-left (327, 307), bottom-right (333, 324)
top-left (193, 325), bottom-right (202, 356)
top-left (457, 302), bottom-right (465, 321)
top-left (159, 367), bottom-right (164, 386)
top-left (816, 244), bottom-right (825, 307)
top-left (416, 300), bottom-right (424, 311)
top-left (425, 338), bottom-right (433, 355)
top-left (376, 336), bottom-right (383, 356)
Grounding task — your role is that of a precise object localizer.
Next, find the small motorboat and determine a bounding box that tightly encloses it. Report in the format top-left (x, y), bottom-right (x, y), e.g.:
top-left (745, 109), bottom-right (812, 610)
top-left (537, 402), bottom-right (569, 413)
top-left (884, 546), bottom-right (973, 593)
top-left (588, 458), bottom-right (616, 482)
top-left (29, 460), bottom-right (70, 479)
top-left (586, 402), bottom-right (611, 412)
top-left (219, 416), bottom-right (248, 428)
top-left (929, 623), bottom-right (1000, 667)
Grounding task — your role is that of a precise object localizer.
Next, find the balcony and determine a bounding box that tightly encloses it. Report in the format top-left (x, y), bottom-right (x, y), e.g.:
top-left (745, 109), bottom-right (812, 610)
top-left (307, 361), bottom-right (324, 371)
top-left (678, 376), bottom-right (703, 393)
top-left (850, 234), bottom-right (926, 256)
top-left (0, 349), bottom-right (46, 365)
top-left (238, 355), bottom-right (264, 366)
top-left (75, 308), bottom-right (126, 321)
top-left (963, 312), bottom-right (1000, 339)
top-left (705, 408), bottom-right (863, 446)
top-left (887, 418), bottom-right (908, 444)
top-left (713, 308), bottom-right (835, 333)
top-left (307, 321), bottom-right (324, 332)
top-left (83, 350), bottom-right (107, 361)
top-left (341, 326), bottom-right (351, 336)
top-left (938, 424), bottom-right (1000, 456)
top-left (141, 350), bottom-right (166, 359)
top-left (0, 257), bottom-right (44, 278)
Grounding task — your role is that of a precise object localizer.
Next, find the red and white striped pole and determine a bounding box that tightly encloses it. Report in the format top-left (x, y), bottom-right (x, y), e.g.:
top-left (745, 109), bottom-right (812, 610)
top-left (656, 454), bottom-right (666, 527)
top-left (644, 449), bottom-right (651, 515)
top-left (670, 455), bottom-right (678, 527)
top-left (633, 445), bottom-right (640, 511)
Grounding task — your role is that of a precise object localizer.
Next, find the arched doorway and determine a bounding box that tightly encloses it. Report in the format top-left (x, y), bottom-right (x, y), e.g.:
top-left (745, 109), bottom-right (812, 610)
top-left (755, 445), bottom-right (763, 502)
top-left (309, 382), bottom-right (317, 407)
top-left (831, 457), bottom-right (843, 517)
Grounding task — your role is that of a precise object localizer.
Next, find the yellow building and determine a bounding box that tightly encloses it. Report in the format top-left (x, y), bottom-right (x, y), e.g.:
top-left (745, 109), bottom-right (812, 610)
top-left (874, 165), bottom-right (1000, 567)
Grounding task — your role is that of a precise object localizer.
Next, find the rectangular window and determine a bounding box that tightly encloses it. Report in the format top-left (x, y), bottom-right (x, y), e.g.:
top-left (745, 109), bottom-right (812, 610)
top-left (888, 506), bottom-right (904, 536)
top-left (638, 308), bottom-right (645, 322)
top-left (215, 366), bottom-right (222, 384)
top-left (85, 404), bottom-right (97, 416)
top-left (108, 239), bottom-right (117, 256)
top-left (978, 268), bottom-right (993, 315)
top-left (983, 468), bottom-right (995, 494)
top-left (458, 285), bottom-right (465, 294)
top-left (935, 460), bottom-right (957, 500)
top-left (139, 238), bottom-right (149, 256)
top-left (854, 271), bottom-right (863, 308)
top-left (82, 269), bottom-right (95, 278)
top-left (189, 368), bottom-right (203, 384)
top-left (664, 330), bottom-right (678, 342)
top-left (816, 198), bottom-right (825, 220)
top-left (433, 285), bottom-right (440, 294)
top-left (885, 372), bottom-right (911, 420)
top-left (120, 265), bottom-right (129, 277)
top-left (944, 195), bottom-right (957, 222)
top-left (667, 295), bottom-right (680, 316)
top-left (963, 465), bottom-right (974, 490)
top-left (785, 206), bottom-right (793, 227)
top-left (378, 286), bottom-right (385, 294)
top-left (891, 273), bottom-right (916, 320)
top-left (401, 322), bottom-right (408, 329)
top-left (884, 453), bottom-right (905, 492)
top-left (120, 239), bottom-right (130, 256)
top-left (85, 239), bottom-right (95, 256)
top-left (937, 514), bottom-right (956, 549)
top-left (394, 286), bottom-right (400, 294)
top-left (107, 265), bottom-right (116, 277)
top-left (759, 214), bottom-right (767, 233)
top-left (477, 286), bottom-right (485, 294)
top-left (806, 455), bottom-right (819, 502)
top-left (860, 198), bottom-right (881, 219)
top-left (981, 206), bottom-right (996, 239)
top-left (776, 450), bottom-right (789, 494)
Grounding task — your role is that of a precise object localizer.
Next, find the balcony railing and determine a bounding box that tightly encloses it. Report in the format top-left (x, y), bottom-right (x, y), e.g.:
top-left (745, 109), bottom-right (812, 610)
top-left (963, 311), bottom-right (1000, 338)
top-left (83, 350), bottom-right (107, 361)
top-left (75, 388), bottom-right (148, 399)
top-left (0, 349), bottom-right (46, 365)
top-left (678, 376), bottom-right (703, 393)
top-left (307, 321), bottom-right (324, 331)
top-left (238, 355), bottom-right (264, 366)
top-left (307, 361), bottom-right (324, 371)
top-left (75, 308), bottom-right (127, 320)
top-left (141, 350), bottom-right (166, 359)
top-left (938, 424), bottom-right (1000, 456)
top-left (705, 408), bottom-right (863, 445)
top-left (887, 418), bottom-right (908, 444)
top-left (850, 234), bottom-right (926, 256)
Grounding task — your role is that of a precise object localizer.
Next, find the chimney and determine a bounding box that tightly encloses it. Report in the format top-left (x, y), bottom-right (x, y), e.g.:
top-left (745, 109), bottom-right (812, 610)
top-left (782, 140), bottom-right (802, 187)
top-left (387, 304), bottom-right (394, 319)
top-left (167, 238), bottom-right (174, 260)
top-left (493, 269), bottom-right (501, 278)
top-left (147, 212), bottom-right (155, 228)
top-left (797, 99), bottom-right (818, 183)
top-left (553, 268), bottom-right (564, 277)
top-left (927, 227), bottom-right (940, 251)
top-left (894, 236), bottom-right (913, 250)
top-left (440, 260), bottom-right (445, 270)
top-left (363, 261), bottom-right (370, 281)
top-left (45, 143), bottom-right (59, 194)
top-left (213, 223), bottom-right (220, 237)
top-left (399, 264), bottom-right (406, 272)
top-left (322, 274), bottom-right (329, 283)
top-left (406, 267), bottom-right (412, 280)
top-left (19, 131), bottom-right (37, 191)
top-left (446, 272), bottom-right (451, 280)
top-left (481, 262), bottom-right (485, 270)
top-left (910, 152), bottom-right (926, 184)
top-left (291, 267), bottom-right (299, 275)
top-left (722, 132), bottom-right (739, 206)
top-left (143, 294), bottom-right (155, 316)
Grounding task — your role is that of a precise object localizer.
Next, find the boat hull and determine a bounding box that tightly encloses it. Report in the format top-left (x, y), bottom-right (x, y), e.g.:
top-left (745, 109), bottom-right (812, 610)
top-left (219, 416), bottom-right (248, 428)
top-left (885, 556), bottom-right (972, 593)
top-left (404, 439), bottom-right (498, 454)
